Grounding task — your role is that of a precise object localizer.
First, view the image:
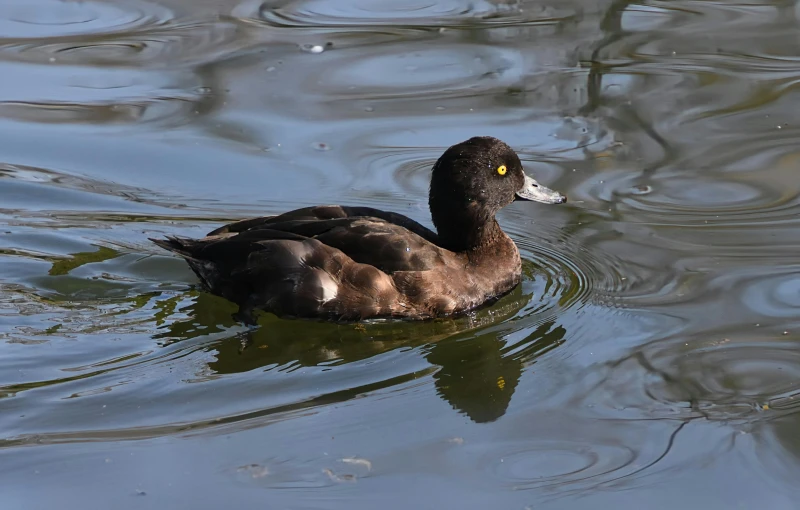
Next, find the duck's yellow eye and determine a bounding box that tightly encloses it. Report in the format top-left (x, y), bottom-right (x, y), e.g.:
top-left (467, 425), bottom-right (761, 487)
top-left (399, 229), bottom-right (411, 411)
top-left (497, 165), bottom-right (507, 176)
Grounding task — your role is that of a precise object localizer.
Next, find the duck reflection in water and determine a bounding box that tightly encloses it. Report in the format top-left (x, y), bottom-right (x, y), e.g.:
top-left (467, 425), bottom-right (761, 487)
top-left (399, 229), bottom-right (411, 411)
top-left (153, 286), bottom-right (567, 423)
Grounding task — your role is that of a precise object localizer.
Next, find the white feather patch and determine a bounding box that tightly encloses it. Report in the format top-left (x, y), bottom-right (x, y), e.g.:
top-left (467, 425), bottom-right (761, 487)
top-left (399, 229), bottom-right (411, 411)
top-left (318, 272), bottom-right (338, 303)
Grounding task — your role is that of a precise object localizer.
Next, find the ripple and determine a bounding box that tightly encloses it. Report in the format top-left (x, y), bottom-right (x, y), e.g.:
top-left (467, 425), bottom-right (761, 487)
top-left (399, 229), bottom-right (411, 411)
top-left (659, 2), bottom-right (781, 31)
top-left (308, 43), bottom-right (524, 101)
top-left (245, 0), bottom-right (572, 29)
top-left (0, 163), bottom-right (177, 210)
top-left (483, 439), bottom-right (636, 490)
top-left (736, 269), bottom-right (800, 319)
top-left (0, 0), bottom-right (172, 39)
top-left (513, 223), bottom-right (658, 313)
top-left (0, 0), bottom-right (247, 68)
top-left (0, 4), bottom-right (232, 125)
top-left (647, 339), bottom-right (800, 421)
top-left (612, 2), bottom-right (788, 61)
top-left (578, 167), bottom-right (800, 229)
top-left (0, 60), bottom-right (207, 125)
top-left (516, 236), bottom-right (592, 316)
top-left (627, 2), bottom-right (784, 41)
top-left (389, 152), bottom-right (435, 195)
top-left (625, 178), bottom-right (793, 220)
top-left (2, 19), bottom-right (244, 67)
top-left (619, 5), bottom-right (675, 32)
top-left (583, 331), bottom-right (800, 424)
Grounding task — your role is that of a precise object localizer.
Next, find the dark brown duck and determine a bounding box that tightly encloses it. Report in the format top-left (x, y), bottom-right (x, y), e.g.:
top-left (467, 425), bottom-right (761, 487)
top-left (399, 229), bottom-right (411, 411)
top-left (151, 136), bottom-right (566, 323)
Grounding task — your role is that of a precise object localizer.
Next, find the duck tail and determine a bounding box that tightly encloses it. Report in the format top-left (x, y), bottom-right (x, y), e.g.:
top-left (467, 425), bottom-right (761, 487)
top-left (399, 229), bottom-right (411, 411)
top-left (149, 236), bottom-right (200, 259)
top-left (150, 236), bottom-right (219, 291)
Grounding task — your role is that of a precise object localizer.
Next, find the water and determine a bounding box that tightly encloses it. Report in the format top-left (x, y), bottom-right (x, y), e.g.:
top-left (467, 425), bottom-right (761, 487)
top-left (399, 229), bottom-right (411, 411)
top-left (1, 0), bottom-right (799, 507)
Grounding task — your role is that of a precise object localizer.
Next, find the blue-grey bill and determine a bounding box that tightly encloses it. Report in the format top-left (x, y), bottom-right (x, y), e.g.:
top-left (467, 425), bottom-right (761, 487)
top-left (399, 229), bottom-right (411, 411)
top-left (515, 174), bottom-right (567, 204)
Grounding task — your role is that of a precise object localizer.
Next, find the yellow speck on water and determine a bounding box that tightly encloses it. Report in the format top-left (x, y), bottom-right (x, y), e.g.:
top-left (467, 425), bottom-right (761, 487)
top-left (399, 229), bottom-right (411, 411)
top-left (258, 345), bottom-right (268, 349)
top-left (497, 376), bottom-right (505, 390)
top-left (762, 404), bottom-right (770, 410)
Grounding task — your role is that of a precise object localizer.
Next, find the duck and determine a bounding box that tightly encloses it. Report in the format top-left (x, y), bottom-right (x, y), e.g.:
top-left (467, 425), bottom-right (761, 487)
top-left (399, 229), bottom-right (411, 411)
top-left (151, 136), bottom-right (566, 323)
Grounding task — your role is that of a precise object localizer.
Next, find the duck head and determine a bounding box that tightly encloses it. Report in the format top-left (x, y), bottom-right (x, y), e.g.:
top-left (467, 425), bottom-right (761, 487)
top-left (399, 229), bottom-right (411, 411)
top-left (428, 136), bottom-right (566, 251)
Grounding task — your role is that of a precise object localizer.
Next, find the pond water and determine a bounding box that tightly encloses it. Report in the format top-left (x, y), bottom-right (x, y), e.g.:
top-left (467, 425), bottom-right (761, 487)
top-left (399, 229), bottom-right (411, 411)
top-left (1, 0), bottom-right (800, 507)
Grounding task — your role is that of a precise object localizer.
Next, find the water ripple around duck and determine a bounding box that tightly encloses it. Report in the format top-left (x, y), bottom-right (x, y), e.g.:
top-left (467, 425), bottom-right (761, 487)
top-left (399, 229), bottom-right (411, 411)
top-left (513, 223), bottom-right (638, 315)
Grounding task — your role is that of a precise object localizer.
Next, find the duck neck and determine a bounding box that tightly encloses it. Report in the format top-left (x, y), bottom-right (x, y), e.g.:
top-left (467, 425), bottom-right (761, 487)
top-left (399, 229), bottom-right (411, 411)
top-left (432, 208), bottom-right (507, 253)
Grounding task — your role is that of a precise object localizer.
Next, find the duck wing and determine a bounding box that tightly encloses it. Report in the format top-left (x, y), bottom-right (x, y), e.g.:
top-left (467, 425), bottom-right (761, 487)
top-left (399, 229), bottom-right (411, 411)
top-left (208, 205), bottom-right (438, 243)
top-left (202, 205), bottom-right (448, 273)
top-left (153, 227), bottom-right (405, 321)
top-left (151, 205), bottom-right (453, 320)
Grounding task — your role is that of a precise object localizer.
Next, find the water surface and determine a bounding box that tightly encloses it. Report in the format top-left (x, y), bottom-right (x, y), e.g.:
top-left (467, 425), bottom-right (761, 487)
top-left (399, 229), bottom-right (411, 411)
top-left (1, 0), bottom-right (799, 508)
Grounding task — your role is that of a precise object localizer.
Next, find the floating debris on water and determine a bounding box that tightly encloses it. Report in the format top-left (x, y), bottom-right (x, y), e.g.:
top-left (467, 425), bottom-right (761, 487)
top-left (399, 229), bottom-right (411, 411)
top-left (323, 468), bottom-right (356, 483)
top-left (237, 463), bottom-right (270, 479)
top-left (312, 142), bottom-right (331, 151)
top-left (341, 457), bottom-right (372, 471)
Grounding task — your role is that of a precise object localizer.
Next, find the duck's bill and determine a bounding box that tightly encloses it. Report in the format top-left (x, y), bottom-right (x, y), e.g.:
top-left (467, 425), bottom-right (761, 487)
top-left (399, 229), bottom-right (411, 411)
top-left (515, 174), bottom-right (567, 204)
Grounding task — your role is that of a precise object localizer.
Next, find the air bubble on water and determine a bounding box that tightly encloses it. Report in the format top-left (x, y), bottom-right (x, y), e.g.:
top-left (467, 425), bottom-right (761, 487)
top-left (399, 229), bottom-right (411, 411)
top-left (364, 106), bottom-right (374, 112)
top-left (631, 184), bottom-right (652, 195)
top-left (300, 44), bottom-right (325, 54)
top-left (266, 66), bottom-right (276, 72)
